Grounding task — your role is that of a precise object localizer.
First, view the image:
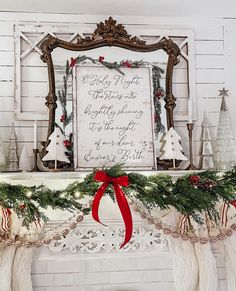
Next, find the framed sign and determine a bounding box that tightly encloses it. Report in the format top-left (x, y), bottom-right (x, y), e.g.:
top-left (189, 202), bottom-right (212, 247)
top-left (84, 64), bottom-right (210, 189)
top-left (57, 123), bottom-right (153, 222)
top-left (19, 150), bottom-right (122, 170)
top-left (73, 64), bottom-right (156, 170)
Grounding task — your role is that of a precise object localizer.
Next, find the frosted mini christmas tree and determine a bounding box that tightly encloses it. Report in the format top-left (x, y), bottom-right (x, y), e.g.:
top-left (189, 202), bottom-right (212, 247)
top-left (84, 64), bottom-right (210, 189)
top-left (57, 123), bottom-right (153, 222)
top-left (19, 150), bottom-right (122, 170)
top-left (19, 146), bottom-right (32, 171)
top-left (159, 127), bottom-right (187, 168)
top-left (42, 127), bottom-right (70, 170)
top-left (0, 141), bottom-right (6, 172)
top-left (215, 88), bottom-right (236, 170)
top-left (199, 112), bottom-right (214, 169)
top-left (6, 122), bottom-right (19, 172)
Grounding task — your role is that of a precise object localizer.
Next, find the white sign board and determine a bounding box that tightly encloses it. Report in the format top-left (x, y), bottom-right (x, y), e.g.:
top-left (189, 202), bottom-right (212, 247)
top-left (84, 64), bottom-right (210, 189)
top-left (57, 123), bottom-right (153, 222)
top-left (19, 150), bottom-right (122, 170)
top-left (73, 64), bottom-right (156, 170)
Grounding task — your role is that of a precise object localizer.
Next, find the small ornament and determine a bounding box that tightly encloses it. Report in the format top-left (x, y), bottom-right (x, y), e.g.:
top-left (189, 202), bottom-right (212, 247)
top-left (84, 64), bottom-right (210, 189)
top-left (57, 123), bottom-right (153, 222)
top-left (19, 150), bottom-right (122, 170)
top-left (63, 139), bottom-right (71, 147)
top-left (60, 115), bottom-right (65, 122)
top-left (18, 203), bottom-right (26, 210)
top-left (59, 192), bottom-right (66, 198)
top-left (215, 88), bottom-right (236, 170)
top-left (201, 180), bottom-right (217, 190)
top-left (25, 190), bottom-right (32, 198)
top-left (6, 122), bottom-right (19, 172)
top-left (159, 127), bottom-right (187, 169)
top-left (69, 57), bottom-right (77, 67)
top-left (199, 112), bottom-right (214, 169)
top-left (189, 175), bottom-right (200, 185)
top-left (122, 60), bottom-right (132, 68)
top-left (42, 127), bottom-right (70, 170)
top-left (98, 56), bottom-right (105, 62)
top-left (155, 87), bottom-right (165, 98)
top-left (74, 191), bottom-right (81, 199)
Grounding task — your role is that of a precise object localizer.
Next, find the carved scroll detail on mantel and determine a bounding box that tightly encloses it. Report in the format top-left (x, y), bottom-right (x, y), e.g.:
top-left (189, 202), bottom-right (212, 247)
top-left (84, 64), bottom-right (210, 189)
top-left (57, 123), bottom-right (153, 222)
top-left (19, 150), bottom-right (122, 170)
top-left (48, 226), bottom-right (164, 253)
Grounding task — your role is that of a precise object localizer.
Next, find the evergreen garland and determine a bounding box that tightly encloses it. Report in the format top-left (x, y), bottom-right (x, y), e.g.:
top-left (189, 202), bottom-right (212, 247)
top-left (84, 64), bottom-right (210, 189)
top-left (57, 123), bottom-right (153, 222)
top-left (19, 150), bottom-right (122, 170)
top-left (2, 165), bottom-right (236, 227)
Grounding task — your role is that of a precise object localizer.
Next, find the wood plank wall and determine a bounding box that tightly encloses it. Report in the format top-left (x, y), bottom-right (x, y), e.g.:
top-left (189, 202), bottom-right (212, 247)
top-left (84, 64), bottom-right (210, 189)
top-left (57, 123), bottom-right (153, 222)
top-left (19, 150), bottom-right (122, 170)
top-left (0, 13), bottom-right (232, 167)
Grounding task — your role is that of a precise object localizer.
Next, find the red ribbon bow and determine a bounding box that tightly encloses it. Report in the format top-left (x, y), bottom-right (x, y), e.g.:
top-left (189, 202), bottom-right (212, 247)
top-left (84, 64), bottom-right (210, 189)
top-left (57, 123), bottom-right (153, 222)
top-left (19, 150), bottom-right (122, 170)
top-left (92, 170), bottom-right (133, 248)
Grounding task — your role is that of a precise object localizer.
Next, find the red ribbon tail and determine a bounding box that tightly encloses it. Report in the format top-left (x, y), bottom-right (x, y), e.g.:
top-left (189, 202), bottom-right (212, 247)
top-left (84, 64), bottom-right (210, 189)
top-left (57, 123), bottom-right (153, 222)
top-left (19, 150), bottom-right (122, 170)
top-left (114, 184), bottom-right (133, 249)
top-left (92, 182), bottom-right (109, 227)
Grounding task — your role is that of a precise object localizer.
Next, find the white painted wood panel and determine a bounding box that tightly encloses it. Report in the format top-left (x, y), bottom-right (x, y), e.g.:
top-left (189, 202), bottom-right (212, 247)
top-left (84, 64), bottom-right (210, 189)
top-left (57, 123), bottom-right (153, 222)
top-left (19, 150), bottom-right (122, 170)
top-left (0, 36), bottom-right (14, 50)
top-left (195, 54), bottom-right (224, 68)
top-left (0, 81), bottom-right (14, 96)
top-left (0, 52), bottom-right (14, 65)
top-left (0, 96), bottom-right (14, 111)
top-left (195, 40), bottom-right (224, 55)
top-left (21, 81), bottom-right (48, 97)
top-left (196, 68), bottom-right (224, 83)
top-left (196, 83), bottom-right (225, 97)
top-left (0, 66), bottom-right (13, 80)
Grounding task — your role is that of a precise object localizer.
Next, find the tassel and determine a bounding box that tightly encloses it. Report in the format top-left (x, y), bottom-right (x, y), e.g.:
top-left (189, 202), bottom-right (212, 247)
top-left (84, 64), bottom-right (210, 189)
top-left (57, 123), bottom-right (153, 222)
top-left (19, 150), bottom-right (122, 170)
top-left (167, 236), bottom-right (198, 291)
top-left (224, 234), bottom-right (236, 291)
top-left (0, 246), bottom-right (16, 291)
top-left (195, 243), bottom-right (217, 291)
top-left (191, 212), bottom-right (217, 291)
top-left (223, 205), bottom-right (236, 291)
top-left (163, 210), bottom-right (198, 291)
top-left (12, 248), bottom-right (33, 291)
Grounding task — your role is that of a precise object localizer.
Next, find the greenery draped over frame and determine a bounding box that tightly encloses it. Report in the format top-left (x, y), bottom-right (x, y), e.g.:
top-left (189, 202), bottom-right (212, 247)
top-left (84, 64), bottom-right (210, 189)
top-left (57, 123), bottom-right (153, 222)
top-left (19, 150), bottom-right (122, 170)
top-left (55, 55), bottom-right (166, 138)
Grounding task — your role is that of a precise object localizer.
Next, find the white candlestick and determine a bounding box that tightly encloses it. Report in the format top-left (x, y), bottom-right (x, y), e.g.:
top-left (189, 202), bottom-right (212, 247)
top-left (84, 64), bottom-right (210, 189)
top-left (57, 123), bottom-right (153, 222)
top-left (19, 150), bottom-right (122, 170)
top-left (33, 120), bottom-right (38, 149)
top-left (188, 100), bottom-right (193, 123)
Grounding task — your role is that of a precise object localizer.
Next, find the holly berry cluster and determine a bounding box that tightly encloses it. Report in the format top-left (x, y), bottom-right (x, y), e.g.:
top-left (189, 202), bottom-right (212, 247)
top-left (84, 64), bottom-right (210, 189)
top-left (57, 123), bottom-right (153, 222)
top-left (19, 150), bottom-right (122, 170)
top-left (189, 175), bottom-right (217, 190)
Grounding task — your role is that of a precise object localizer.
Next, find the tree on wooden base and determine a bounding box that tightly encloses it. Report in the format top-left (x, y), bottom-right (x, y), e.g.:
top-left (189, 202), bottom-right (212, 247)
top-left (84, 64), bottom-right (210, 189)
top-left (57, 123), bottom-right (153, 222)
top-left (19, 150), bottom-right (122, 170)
top-left (42, 127), bottom-right (70, 170)
top-left (159, 127), bottom-right (187, 168)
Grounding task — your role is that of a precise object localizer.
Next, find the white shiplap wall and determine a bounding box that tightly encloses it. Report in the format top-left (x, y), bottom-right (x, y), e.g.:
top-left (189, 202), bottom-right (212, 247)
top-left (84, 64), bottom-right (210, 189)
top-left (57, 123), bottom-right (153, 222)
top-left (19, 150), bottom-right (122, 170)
top-left (0, 13), bottom-right (230, 168)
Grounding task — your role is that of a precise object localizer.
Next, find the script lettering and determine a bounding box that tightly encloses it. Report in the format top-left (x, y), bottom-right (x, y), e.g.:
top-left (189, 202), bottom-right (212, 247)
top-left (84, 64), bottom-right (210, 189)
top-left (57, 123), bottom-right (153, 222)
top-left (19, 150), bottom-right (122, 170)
top-left (76, 65), bottom-right (155, 168)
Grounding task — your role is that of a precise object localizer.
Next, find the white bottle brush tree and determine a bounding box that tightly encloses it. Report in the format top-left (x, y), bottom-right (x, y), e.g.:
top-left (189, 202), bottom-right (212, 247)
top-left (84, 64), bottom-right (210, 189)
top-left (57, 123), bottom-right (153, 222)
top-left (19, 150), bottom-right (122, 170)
top-left (215, 88), bottom-right (236, 169)
top-left (42, 127), bottom-right (70, 169)
top-left (159, 127), bottom-right (187, 168)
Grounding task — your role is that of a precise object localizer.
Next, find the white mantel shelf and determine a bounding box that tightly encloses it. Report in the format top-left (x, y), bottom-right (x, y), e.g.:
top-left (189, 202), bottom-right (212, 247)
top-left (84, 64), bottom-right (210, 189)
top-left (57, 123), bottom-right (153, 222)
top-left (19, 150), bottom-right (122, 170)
top-left (0, 169), bottom-right (202, 182)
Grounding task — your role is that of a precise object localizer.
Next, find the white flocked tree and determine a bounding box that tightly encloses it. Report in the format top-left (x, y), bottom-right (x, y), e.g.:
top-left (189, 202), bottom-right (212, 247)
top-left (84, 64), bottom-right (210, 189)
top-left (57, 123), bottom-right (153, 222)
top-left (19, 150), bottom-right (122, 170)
top-left (215, 88), bottom-right (236, 170)
top-left (42, 127), bottom-right (70, 169)
top-left (159, 127), bottom-right (187, 168)
top-left (19, 145), bottom-right (32, 172)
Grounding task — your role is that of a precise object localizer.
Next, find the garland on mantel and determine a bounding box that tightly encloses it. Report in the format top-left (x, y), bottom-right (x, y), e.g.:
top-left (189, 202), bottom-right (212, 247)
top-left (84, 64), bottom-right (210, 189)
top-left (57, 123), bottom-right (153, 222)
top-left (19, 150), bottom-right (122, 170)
top-left (1, 166), bottom-right (236, 224)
